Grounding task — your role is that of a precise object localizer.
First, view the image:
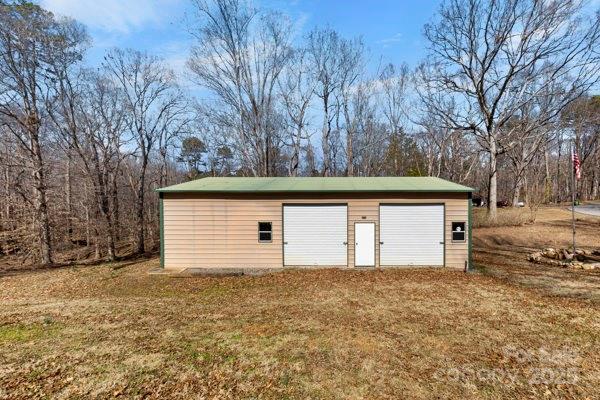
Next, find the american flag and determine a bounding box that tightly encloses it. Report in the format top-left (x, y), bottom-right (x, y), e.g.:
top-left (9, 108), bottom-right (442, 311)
top-left (573, 151), bottom-right (581, 181)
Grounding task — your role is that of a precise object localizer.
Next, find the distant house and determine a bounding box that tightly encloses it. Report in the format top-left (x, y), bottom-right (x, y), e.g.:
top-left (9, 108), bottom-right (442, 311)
top-left (157, 177), bottom-right (473, 272)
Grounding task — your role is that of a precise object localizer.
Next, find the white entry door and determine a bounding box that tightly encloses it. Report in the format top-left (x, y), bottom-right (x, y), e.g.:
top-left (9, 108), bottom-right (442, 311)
top-left (283, 205), bottom-right (347, 266)
top-left (355, 223), bottom-right (375, 267)
top-left (379, 204), bottom-right (444, 266)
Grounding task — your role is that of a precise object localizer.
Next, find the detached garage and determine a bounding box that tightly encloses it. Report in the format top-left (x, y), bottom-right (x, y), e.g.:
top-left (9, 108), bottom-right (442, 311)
top-left (157, 177), bottom-right (473, 272)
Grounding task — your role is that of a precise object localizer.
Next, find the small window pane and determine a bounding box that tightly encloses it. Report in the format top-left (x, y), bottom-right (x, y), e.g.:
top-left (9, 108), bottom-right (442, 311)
top-left (258, 222), bottom-right (272, 242)
top-left (259, 232), bottom-right (272, 242)
top-left (452, 222), bottom-right (465, 232)
top-left (452, 231), bottom-right (465, 241)
top-left (452, 222), bottom-right (466, 242)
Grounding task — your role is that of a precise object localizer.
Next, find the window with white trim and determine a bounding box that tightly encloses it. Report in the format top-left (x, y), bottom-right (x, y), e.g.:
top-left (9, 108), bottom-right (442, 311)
top-left (452, 222), bottom-right (466, 242)
top-left (258, 222), bottom-right (272, 243)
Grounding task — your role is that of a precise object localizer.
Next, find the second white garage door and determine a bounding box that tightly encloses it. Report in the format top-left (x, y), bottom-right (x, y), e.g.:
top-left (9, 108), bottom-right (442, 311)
top-left (380, 204), bottom-right (444, 266)
top-left (283, 205), bottom-right (347, 266)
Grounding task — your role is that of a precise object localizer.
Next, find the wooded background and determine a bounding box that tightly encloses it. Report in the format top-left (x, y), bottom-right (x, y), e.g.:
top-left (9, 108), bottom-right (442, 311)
top-left (1, 0), bottom-right (599, 266)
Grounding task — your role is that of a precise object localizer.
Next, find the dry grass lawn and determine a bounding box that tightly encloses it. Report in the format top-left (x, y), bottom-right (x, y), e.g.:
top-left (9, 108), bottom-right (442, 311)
top-left (474, 206), bottom-right (600, 302)
top-left (1, 206), bottom-right (600, 399)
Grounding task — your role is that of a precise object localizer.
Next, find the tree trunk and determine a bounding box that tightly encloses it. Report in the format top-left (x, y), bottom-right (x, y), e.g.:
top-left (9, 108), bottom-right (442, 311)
top-left (594, 146), bottom-right (600, 200)
top-left (65, 148), bottom-right (73, 244)
top-left (110, 171), bottom-right (120, 241)
top-left (290, 130), bottom-right (300, 177)
top-left (93, 225), bottom-right (101, 260)
top-left (105, 211), bottom-right (116, 261)
top-left (98, 187), bottom-right (116, 261)
top-left (523, 175), bottom-right (530, 206)
top-left (581, 178), bottom-right (588, 201)
top-left (134, 160), bottom-right (147, 255)
top-left (556, 136), bottom-right (563, 202)
top-left (161, 150), bottom-right (168, 187)
top-left (592, 165), bottom-right (599, 199)
top-left (84, 182), bottom-right (91, 248)
top-left (347, 129), bottom-right (354, 176)
top-left (426, 148), bottom-right (435, 176)
top-left (321, 95), bottom-right (331, 177)
top-left (4, 166), bottom-right (10, 230)
top-left (544, 146), bottom-right (551, 203)
top-left (512, 156), bottom-right (524, 207)
top-left (487, 138), bottom-right (498, 220)
top-left (512, 178), bottom-right (522, 207)
top-left (265, 134), bottom-right (271, 177)
top-left (30, 130), bottom-right (53, 265)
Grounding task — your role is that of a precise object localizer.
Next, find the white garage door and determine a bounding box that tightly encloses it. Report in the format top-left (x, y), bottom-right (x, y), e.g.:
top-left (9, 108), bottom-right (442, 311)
top-left (283, 205), bottom-right (347, 266)
top-left (380, 204), bottom-right (444, 266)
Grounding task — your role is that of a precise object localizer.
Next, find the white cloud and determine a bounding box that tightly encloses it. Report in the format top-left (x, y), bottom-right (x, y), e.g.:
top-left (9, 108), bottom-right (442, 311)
top-left (155, 40), bottom-right (192, 79)
top-left (377, 33), bottom-right (403, 47)
top-left (41, 0), bottom-right (182, 34)
top-left (291, 11), bottom-right (310, 38)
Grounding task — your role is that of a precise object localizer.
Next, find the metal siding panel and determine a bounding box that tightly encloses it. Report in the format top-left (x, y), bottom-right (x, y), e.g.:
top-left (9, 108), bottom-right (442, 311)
top-left (283, 205), bottom-right (348, 266)
top-left (161, 193), bottom-right (467, 270)
top-left (159, 193), bottom-right (164, 268)
top-left (380, 204), bottom-right (444, 266)
top-left (163, 196), bottom-right (283, 269)
top-left (468, 192), bottom-right (473, 271)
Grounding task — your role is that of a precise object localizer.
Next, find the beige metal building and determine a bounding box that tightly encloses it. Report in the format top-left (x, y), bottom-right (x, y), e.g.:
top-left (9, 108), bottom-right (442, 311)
top-left (157, 177), bottom-right (473, 272)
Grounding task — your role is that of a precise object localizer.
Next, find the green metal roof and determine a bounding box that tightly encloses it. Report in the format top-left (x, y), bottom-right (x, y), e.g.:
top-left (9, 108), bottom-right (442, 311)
top-left (157, 177), bottom-right (474, 193)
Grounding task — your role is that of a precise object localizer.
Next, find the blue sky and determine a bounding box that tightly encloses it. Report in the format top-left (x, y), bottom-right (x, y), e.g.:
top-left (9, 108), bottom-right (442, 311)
top-left (40, 0), bottom-right (440, 80)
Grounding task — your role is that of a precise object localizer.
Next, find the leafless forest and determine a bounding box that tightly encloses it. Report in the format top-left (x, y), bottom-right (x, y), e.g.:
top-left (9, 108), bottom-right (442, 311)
top-left (1, 0), bottom-right (599, 266)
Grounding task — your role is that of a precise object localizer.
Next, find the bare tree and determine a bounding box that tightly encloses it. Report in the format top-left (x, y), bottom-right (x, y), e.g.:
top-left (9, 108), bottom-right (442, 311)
top-left (0, 2), bottom-right (87, 265)
top-left (4, 0), bottom-right (600, 270)
top-left (103, 48), bottom-right (186, 254)
top-left (302, 140), bottom-right (318, 176)
top-left (420, 0), bottom-right (600, 219)
top-left (337, 38), bottom-right (364, 176)
top-left (561, 96), bottom-right (600, 200)
top-left (278, 47), bottom-right (315, 176)
top-left (505, 122), bottom-right (554, 206)
top-left (380, 64), bottom-right (409, 138)
top-left (48, 68), bottom-right (131, 261)
top-left (347, 81), bottom-right (382, 175)
top-left (188, 0), bottom-right (292, 177)
top-left (306, 28), bottom-right (347, 176)
top-left (375, 63), bottom-right (413, 176)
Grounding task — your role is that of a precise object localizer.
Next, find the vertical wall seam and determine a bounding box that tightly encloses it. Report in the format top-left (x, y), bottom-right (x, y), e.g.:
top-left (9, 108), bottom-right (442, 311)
top-left (159, 192), bottom-right (165, 268)
top-left (468, 192), bottom-right (473, 271)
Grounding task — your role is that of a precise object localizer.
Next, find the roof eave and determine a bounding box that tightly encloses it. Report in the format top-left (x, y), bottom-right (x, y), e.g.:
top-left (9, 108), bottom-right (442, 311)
top-left (156, 188), bottom-right (474, 194)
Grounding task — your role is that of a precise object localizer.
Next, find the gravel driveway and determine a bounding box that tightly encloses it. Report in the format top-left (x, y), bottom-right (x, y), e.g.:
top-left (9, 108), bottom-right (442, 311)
top-left (572, 203), bottom-right (600, 217)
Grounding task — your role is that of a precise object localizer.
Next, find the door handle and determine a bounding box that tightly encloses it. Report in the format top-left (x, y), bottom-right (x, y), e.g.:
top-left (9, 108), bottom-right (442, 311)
top-left (284, 242), bottom-right (288, 245)
top-left (439, 242), bottom-right (444, 244)
top-left (379, 241), bottom-right (384, 245)
top-left (343, 241), bottom-right (348, 245)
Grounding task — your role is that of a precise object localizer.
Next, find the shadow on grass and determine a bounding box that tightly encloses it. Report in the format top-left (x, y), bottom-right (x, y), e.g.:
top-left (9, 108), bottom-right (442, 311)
top-left (0, 251), bottom-right (158, 278)
top-left (473, 249), bottom-right (600, 304)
